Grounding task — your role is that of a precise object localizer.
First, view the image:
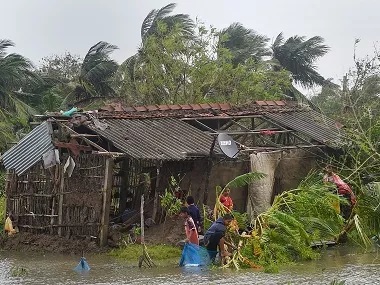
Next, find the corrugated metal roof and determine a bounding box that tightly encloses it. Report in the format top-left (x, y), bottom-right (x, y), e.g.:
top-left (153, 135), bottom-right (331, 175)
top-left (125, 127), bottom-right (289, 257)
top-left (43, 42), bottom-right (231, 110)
top-left (2, 121), bottom-right (54, 175)
top-left (88, 118), bottom-right (216, 161)
top-left (265, 110), bottom-right (343, 147)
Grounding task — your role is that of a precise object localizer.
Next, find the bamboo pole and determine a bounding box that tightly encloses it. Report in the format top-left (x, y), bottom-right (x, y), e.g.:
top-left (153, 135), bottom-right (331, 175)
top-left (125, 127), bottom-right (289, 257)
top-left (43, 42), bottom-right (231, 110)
top-left (138, 194), bottom-right (156, 268)
top-left (57, 166), bottom-right (65, 237)
top-left (140, 195), bottom-right (145, 244)
top-left (99, 157), bottom-right (114, 246)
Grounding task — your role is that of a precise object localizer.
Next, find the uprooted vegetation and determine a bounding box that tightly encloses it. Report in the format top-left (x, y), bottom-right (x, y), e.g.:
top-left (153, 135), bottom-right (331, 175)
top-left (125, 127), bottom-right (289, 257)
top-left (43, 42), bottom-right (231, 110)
top-left (214, 172), bottom-right (380, 272)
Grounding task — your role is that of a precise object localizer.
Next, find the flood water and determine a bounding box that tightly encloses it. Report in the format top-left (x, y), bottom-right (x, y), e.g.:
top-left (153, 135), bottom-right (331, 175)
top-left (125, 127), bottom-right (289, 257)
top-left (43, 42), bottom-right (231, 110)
top-left (1, 245), bottom-right (380, 285)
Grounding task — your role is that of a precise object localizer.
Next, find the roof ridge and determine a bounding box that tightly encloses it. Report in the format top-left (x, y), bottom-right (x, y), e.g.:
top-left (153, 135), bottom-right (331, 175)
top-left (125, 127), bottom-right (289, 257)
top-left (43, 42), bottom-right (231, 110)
top-left (99, 100), bottom-right (292, 113)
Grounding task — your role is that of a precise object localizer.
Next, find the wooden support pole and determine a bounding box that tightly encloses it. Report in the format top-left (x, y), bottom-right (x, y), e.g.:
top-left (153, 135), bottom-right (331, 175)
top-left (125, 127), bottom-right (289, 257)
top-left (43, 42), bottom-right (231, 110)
top-left (99, 157), bottom-right (114, 246)
top-left (50, 196), bottom-right (56, 235)
top-left (152, 165), bottom-right (161, 222)
top-left (140, 195), bottom-right (145, 245)
top-left (118, 159), bottom-right (129, 218)
top-left (57, 166), bottom-right (65, 237)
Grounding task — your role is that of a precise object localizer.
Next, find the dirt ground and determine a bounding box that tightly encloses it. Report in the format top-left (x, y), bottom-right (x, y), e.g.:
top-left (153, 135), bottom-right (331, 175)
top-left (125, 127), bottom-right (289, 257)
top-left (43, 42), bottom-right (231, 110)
top-left (0, 232), bottom-right (105, 255)
top-left (0, 216), bottom-right (185, 254)
top-left (144, 216), bottom-right (185, 245)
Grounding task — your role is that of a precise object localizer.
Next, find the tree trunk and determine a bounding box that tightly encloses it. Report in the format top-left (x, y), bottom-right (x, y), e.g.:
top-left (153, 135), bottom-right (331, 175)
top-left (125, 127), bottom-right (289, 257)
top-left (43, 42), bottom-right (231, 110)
top-left (247, 151), bottom-right (282, 218)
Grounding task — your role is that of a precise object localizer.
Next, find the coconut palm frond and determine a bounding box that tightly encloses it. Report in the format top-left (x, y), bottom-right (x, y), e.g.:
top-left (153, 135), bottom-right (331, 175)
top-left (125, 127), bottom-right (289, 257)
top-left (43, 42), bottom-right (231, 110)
top-left (300, 216), bottom-right (342, 239)
top-left (224, 172), bottom-right (266, 190)
top-left (352, 214), bottom-right (373, 248)
top-left (268, 210), bottom-right (311, 244)
top-left (141, 3), bottom-right (194, 42)
top-left (272, 32), bottom-right (284, 50)
top-left (141, 3), bottom-right (177, 40)
top-left (219, 22), bottom-right (270, 66)
top-left (271, 33), bottom-right (329, 87)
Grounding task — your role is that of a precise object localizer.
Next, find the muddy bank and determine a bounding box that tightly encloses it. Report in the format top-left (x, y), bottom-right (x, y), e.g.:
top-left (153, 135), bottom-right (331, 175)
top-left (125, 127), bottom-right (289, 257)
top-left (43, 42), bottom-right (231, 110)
top-left (0, 232), bottom-right (105, 255)
top-left (0, 216), bottom-right (185, 254)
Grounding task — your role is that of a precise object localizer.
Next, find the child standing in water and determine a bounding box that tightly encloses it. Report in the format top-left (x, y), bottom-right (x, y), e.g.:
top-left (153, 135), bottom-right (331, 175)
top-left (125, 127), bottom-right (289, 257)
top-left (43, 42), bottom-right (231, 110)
top-left (179, 207), bottom-right (199, 245)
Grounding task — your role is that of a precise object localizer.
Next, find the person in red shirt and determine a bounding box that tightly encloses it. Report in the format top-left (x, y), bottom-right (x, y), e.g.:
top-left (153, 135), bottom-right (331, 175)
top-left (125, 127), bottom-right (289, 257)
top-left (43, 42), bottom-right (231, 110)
top-left (220, 188), bottom-right (233, 212)
top-left (179, 207), bottom-right (199, 245)
top-left (323, 166), bottom-right (356, 219)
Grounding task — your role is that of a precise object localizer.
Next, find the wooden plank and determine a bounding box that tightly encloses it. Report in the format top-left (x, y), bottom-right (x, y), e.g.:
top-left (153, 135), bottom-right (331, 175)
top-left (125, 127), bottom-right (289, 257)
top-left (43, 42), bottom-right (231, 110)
top-left (55, 120), bottom-right (108, 152)
top-left (99, 157), bottom-right (114, 246)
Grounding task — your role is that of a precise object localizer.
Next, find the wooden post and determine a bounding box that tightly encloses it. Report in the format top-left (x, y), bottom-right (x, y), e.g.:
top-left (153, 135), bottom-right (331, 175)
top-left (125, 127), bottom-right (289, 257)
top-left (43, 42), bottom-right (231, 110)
top-left (57, 166), bottom-right (65, 237)
top-left (152, 165), bottom-right (160, 222)
top-left (140, 195), bottom-right (145, 244)
top-left (50, 196), bottom-right (56, 235)
top-left (118, 159), bottom-right (129, 217)
top-left (99, 157), bottom-right (114, 246)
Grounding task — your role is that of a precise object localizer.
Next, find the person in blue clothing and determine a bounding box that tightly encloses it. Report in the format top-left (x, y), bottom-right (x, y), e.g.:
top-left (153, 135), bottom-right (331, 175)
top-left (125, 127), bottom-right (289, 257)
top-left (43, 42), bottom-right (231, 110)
top-left (203, 213), bottom-right (233, 261)
top-left (186, 196), bottom-right (202, 233)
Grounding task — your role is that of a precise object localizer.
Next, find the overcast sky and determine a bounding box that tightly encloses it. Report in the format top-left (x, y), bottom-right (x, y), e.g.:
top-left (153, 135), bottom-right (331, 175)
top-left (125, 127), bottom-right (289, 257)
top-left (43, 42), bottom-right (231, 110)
top-left (1, 0), bottom-right (379, 93)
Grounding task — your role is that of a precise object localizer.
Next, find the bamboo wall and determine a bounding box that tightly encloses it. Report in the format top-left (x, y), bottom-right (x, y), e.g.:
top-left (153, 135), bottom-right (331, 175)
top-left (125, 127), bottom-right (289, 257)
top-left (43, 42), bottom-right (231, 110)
top-left (6, 154), bottom-right (108, 240)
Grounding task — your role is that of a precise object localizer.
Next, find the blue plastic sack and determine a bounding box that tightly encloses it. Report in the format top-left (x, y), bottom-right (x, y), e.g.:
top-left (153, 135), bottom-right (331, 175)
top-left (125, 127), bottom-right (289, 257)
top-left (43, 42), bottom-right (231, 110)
top-left (74, 257), bottom-right (90, 272)
top-left (179, 243), bottom-right (211, 267)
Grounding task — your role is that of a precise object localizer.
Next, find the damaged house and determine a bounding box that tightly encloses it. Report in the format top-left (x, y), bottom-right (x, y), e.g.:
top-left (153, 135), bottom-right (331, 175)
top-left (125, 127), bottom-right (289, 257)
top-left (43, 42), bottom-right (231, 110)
top-left (1, 100), bottom-right (343, 245)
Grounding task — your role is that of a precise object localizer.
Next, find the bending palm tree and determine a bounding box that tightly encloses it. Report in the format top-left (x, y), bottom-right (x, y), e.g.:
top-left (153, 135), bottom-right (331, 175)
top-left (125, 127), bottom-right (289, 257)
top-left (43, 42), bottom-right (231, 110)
top-left (0, 39), bottom-right (40, 151)
top-left (63, 41), bottom-right (118, 106)
top-left (118, 3), bottom-right (194, 99)
top-left (271, 33), bottom-right (329, 87)
top-left (218, 23), bottom-right (270, 66)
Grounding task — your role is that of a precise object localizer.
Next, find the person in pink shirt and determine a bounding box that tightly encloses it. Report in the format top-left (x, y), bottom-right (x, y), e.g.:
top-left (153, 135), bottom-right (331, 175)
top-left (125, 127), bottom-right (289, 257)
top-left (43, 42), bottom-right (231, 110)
top-left (179, 207), bottom-right (199, 245)
top-left (323, 165), bottom-right (356, 219)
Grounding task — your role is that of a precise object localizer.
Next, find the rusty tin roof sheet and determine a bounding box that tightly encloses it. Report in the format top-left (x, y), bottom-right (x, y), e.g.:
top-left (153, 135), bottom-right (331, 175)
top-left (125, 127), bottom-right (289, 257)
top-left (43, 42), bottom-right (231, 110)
top-left (265, 110), bottom-right (344, 146)
top-left (88, 118), bottom-right (217, 161)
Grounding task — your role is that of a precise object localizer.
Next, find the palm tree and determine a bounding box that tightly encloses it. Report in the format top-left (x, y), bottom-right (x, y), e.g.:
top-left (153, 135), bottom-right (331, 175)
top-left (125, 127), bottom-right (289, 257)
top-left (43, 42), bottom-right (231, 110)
top-left (118, 3), bottom-right (194, 100)
top-left (140, 3), bottom-right (194, 43)
top-left (0, 39), bottom-right (41, 151)
top-left (271, 33), bottom-right (329, 87)
top-left (218, 23), bottom-right (270, 66)
top-left (0, 39), bottom-right (40, 118)
top-left (63, 41), bottom-right (118, 106)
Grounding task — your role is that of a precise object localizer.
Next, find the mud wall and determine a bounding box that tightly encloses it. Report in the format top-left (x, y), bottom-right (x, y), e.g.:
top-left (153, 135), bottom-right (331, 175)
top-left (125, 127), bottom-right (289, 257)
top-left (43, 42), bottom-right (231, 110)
top-left (248, 148), bottom-right (318, 218)
top-left (179, 159), bottom-right (249, 212)
top-left (273, 149), bottom-right (318, 196)
top-left (163, 148), bottom-right (318, 215)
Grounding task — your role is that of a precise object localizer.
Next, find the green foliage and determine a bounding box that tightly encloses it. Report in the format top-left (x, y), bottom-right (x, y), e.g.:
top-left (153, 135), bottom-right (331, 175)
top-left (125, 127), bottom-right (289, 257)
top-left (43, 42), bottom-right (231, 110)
top-left (118, 18), bottom-right (292, 105)
top-left (231, 210), bottom-right (248, 230)
top-left (229, 173), bottom-right (345, 271)
top-left (39, 53), bottom-right (81, 82)
top-left (224, 172), bottom-right (266, 190)
top-left (160, 189), bottom-right (181, 217)
top-left (109, 244), bottom-right (181, 260)
top-left (355, 183), bottom-right (380, 238)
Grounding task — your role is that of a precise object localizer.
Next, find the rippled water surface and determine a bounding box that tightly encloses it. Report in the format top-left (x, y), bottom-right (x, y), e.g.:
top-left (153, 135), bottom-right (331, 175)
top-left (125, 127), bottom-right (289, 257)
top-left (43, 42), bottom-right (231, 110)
top-left (1, 246), bottom-right (380, 285)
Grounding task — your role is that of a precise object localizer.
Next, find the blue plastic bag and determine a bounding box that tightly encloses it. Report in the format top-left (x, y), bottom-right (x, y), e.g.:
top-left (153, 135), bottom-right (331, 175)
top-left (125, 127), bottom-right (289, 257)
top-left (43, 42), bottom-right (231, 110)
top-left (179, 243), bottom-right (211, 267)
top-left (74, 257), bottom-right (90, 272)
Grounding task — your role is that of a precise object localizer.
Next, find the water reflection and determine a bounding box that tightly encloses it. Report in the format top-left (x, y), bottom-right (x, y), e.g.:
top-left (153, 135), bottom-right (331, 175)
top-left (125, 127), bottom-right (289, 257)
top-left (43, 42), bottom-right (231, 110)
top-left (0, 246), bottom-right (379, 285)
